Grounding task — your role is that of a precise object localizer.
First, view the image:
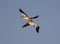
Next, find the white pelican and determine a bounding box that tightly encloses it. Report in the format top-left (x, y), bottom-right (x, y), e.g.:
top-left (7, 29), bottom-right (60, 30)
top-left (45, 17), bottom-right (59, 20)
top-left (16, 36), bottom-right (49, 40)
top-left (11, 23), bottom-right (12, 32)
top-left (19, 8), bottom-right (38, 21)
top-left (19, 8), bottom-right (40, 33)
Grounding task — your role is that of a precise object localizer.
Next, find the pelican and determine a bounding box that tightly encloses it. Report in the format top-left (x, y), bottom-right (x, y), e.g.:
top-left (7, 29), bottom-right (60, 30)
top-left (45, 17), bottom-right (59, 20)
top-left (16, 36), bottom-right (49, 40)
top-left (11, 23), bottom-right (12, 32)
top-left (19, 8), bottom-right (40, 33)
top-left (19, 8), bottom-right (38, 21)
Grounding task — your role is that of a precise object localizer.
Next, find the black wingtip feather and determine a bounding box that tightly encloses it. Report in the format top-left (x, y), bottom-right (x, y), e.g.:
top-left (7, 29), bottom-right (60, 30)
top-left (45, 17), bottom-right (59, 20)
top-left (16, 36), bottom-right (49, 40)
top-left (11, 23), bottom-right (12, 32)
top-left (19, 8), bottom-right (24, 13)
top-left (34, 15), bottom-right (39, 18)
top-left (36, 26), bottom-right (40, 33)
top-left (22, 23), bottom-right (29, 28)
top-left (31, 15), bottom-right (39, 19)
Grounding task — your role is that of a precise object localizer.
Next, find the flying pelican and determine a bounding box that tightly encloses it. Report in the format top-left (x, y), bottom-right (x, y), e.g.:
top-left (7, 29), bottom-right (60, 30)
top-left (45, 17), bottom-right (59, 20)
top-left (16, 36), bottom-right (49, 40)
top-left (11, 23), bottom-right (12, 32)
top-left (19, 8), bottom-right (40, 33)
top-left (19, 8), bottom-right (38, 21)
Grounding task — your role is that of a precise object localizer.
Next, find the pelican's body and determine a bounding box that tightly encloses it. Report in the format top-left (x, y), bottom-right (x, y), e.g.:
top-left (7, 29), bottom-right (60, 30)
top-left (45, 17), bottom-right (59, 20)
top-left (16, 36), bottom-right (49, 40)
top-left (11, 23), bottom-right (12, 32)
top-left (19, 8), bottom-right (40, 33)
top-left (21, 15), bottom-right (32, 21)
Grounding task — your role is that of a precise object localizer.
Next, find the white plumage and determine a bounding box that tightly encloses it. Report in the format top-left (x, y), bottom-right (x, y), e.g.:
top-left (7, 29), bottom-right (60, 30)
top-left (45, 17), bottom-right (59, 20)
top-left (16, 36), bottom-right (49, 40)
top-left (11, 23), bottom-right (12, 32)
top-left (19, 8), bottom-right (40, 33)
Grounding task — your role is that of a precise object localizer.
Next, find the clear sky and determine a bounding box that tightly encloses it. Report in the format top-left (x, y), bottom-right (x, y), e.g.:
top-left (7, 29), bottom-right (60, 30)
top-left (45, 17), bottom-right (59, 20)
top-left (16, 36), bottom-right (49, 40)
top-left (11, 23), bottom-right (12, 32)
top-left (0, 0), bottom-right (60, 44)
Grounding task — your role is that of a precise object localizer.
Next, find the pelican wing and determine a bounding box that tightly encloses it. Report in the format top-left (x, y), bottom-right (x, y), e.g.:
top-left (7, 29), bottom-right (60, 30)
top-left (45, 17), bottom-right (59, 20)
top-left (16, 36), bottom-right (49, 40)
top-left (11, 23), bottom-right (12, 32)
top-left (19, 8), bottom-right (28, 16)
top-left (30, 15), bottom-right (39, 19)
top-left (36, 25), bottom-right (40, 33)
top-left (22, 22), bottom-right (29, 28)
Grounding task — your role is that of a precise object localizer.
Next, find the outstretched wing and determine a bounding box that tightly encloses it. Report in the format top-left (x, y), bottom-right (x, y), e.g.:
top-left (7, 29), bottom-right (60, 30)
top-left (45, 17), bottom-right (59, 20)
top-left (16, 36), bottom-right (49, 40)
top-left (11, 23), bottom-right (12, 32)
top-left (22, 22), bottom-right (29, 28)
top-left (36, 25), bottom-right (40, 33)
top-left (30, 15), bottom-right (39, 19)
top-left (19, 8), bottom-right (28, 16)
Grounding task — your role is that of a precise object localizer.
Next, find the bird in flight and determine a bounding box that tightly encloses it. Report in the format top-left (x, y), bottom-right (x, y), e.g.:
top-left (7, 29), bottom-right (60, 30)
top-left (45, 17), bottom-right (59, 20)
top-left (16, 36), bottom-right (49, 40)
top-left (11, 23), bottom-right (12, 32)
top-left (19, 8), bottom-right (40, 33)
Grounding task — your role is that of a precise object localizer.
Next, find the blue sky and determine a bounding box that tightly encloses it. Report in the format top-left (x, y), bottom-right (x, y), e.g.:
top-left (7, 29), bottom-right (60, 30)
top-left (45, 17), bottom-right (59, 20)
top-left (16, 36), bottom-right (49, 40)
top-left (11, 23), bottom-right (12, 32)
top-left (0, 0), bottom-right (60, 44)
